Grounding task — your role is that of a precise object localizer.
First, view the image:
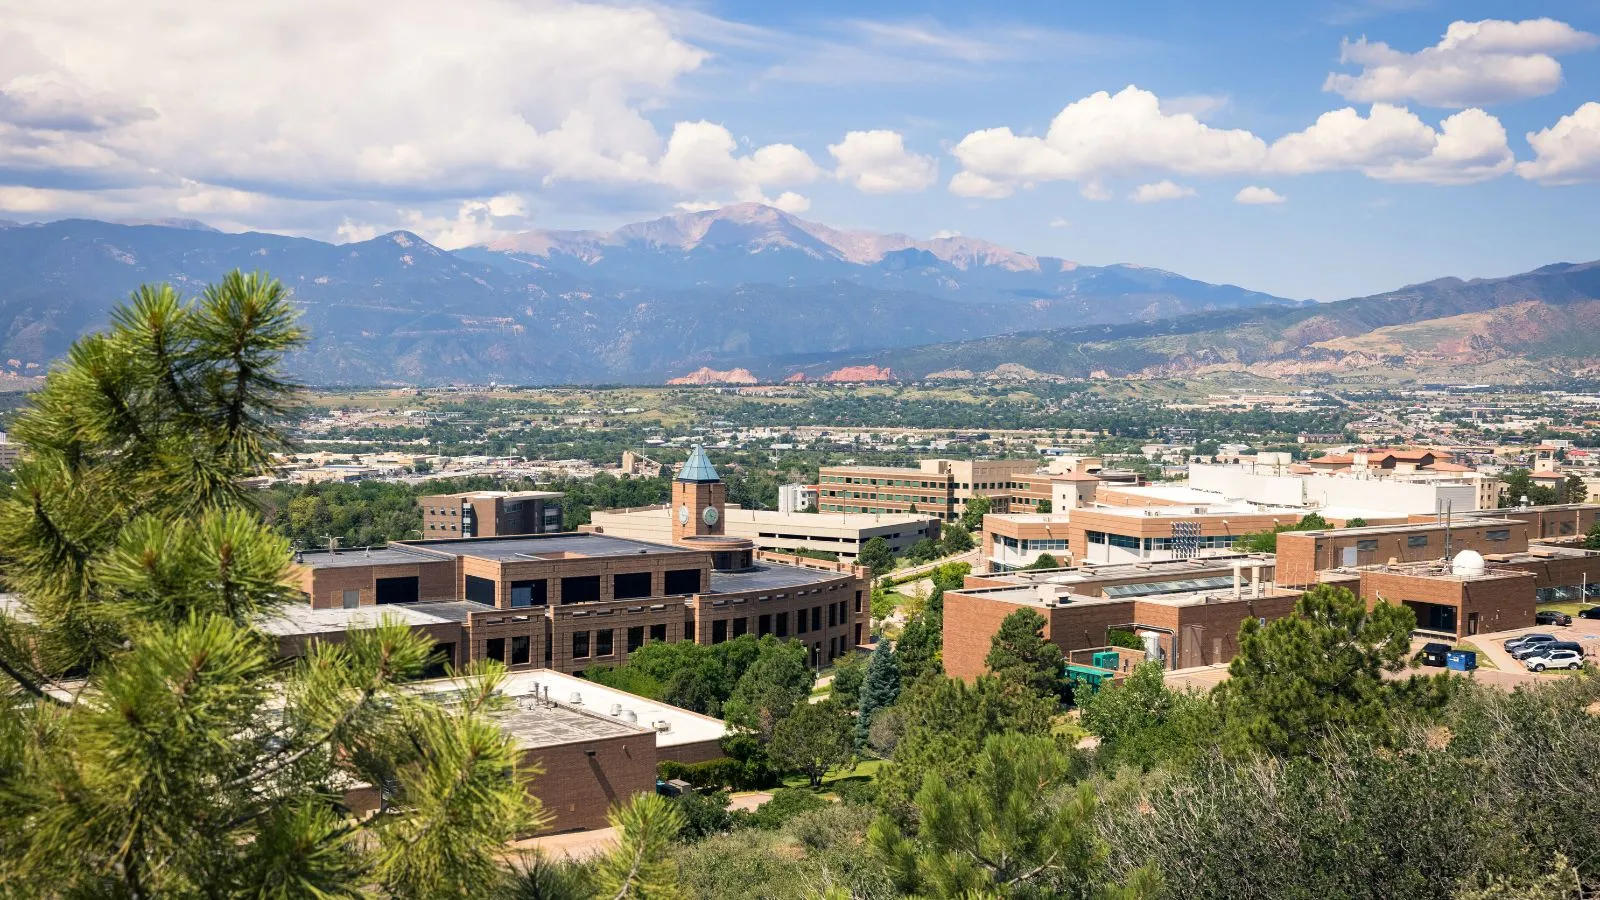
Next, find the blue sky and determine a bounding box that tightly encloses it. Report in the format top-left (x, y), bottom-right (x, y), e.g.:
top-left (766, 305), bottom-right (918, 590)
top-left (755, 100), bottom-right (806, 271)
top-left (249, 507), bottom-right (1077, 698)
top-left (1, 0), bottom-right (1597, 299)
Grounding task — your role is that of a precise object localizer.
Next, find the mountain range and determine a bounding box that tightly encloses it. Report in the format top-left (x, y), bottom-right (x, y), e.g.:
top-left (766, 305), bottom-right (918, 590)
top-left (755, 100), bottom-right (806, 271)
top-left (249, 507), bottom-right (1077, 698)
top-left (0, 204), bottom-right (1593, 385)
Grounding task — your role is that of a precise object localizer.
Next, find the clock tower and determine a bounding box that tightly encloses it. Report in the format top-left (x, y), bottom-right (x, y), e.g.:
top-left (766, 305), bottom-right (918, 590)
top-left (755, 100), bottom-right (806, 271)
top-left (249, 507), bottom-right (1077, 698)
top-left (673, 445), bottom-right (725, 543)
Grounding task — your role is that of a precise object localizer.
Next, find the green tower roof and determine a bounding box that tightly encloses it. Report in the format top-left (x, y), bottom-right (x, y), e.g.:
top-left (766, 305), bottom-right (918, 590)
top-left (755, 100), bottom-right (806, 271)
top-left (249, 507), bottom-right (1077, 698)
top-left (677, 445), bottom-right (721, 483)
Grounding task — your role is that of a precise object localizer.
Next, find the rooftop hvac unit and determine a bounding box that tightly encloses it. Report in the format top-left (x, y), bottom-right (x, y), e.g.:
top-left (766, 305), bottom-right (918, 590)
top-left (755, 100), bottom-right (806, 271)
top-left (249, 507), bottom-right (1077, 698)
top-left (621, 709), bottom-right (638, 724)
top-left (568, 692), bottom-right (583, 705)
top-left (653, 720), bottom-right (672, 733)
top-left (610, 703), bottom-right (623, 716)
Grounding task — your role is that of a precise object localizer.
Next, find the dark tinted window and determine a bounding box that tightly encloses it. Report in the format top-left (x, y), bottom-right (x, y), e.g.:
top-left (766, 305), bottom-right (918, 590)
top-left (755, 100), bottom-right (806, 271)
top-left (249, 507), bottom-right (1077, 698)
top-left (712, 619), bottom-right (727, 643)
top-left (596, 629), bottom-right (614, 657)
top-left (561, 575), bottom-right (601, 604)
top-left (376, 576), bottom-right (420, 605)
top-left (627, 626), bottom-right (645, 652)
top-left (614, 572), bottom-right (653, 600)
top-left (511, 635), bottom-right (530, 665)
top-left (465, 575), bottom-right (496, 606)
top-left (572, 632), bottom-right (590, 658)
top-left (486, 638), bottom-right (505, 662)
top-left (510, 579), bottom-right (547, 607)
top-left (664, 569), bottom-right (702, 594)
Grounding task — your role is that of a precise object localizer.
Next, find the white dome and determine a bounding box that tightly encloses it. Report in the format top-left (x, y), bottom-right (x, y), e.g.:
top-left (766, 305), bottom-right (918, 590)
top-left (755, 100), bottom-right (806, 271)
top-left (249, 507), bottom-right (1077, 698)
top-left (1451, 549), bottom-right (1487, 576)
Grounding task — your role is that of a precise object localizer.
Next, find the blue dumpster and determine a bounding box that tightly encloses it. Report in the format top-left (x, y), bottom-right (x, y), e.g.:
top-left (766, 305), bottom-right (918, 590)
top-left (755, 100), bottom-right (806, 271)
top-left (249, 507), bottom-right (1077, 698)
top-left (1446, 650), bottom-right (1477, 671)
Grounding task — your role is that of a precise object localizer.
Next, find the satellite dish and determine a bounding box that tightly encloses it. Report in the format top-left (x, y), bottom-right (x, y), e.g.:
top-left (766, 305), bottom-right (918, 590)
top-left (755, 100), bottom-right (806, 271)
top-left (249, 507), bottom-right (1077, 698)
top-left (1451, 549), bottom-right (1486, 576)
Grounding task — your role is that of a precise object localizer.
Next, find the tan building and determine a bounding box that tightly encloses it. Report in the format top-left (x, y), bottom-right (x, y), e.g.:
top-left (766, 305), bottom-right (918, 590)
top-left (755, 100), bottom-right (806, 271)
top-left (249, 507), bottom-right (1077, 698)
top-left (944, 555), bottom-right (1293, 678)
top-left (1276, 518), bottom-right (1532, 588)
top-left (818, 458), bottom-right (1039, 520)
top-left (421, 490), bottom-right (564, 538)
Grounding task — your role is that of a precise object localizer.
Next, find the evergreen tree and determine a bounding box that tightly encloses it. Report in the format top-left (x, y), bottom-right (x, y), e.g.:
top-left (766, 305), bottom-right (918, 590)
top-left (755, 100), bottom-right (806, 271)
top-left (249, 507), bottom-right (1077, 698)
top-left (856, 640), bottom-right (901, 746)
top-left (828, 652), bottom-right (867, 709)
top-left (590, 794), bottom-right (686, 900)
top-left (876, 675), bottom-right (1055, 821)
top-left (984, 608), bottom-right (1066, 700)
top-left (893, 587), bottom-right (943, 690)
top-left (770, 700), bottom-right (855, 787)
top-left (0, 275), bottom-right (543, 897)
top-left (870, 732), bottom-right (1106, 898)
top-left (1216, 584), bottom-right (1451, 757)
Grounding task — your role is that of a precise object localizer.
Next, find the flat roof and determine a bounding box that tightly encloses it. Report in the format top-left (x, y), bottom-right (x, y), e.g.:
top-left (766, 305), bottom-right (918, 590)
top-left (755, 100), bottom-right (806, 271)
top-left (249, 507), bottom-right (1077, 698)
top-left (1098, 485), bottom-right (1230, 504)
top-left (260, 599), bottom-right (499, 637)
top-left (426, 490), bottom-right (563, 500)
top-left (413, 678), bottom-right (647, 749)
top-left (987, 553), bottom-right (1276, 587)
top-left (401, 533), bottom-right (693, 561)
top-left (499, 670), bottom-right (728, 748)
top-left (707, 563), bottom-right (841, 593)
top-left (295, 545), bottom-right (447, 569)
top-left (1287, 517), bottom-right (1524, 539)
top-left (820, 465), bottom-right (945, 477)
top-left (1077, 501), bottom-right (1304, 519)
top-left (593, 505), bottom-right (937, 529)
top-left (1338, 561), bottom-right (1532, 582)
top-left (954, 581), bottom-right (1293, 609)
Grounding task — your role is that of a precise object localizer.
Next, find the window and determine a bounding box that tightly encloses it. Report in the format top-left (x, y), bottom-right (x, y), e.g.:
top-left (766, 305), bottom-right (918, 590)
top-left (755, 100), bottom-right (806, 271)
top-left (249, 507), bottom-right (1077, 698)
top-left (595, 629), bottom-right (614, 657)
top-left (1356, 539), bottom-right (1379, 552)
top-left (1407, 535), bottom-right (1430, 548)
top-left (614, 572), bottom-right (653, 600)
top-left (572, 632), bottom-right (590, 659)
top-left (712, 619), bottom-right (728, 643)
top-left (665, 568), bottom-right (702, 594)
top-left (777, 612), bottom-right (789, 637)
top-left (342, 589), bottom-right (360, 609)
top-left (812, 607), bottom-right (822, 631)
top-left (376, 576), bottom-right (420, 605)
top-left (465, 575), bottom-right (496, 606)
top-left (627, 626), bottom-right (645, 653)
top-left (486, 638), bottom-right (505, 662)
top-left (561, 575), bottom-right (601, 604)
top-left (733, 617), bottom-right (748, 637)
top-left (684, 621), bottom-right (694, 642)
top-left (854, 590), bottom-right (863, 613)
top-left (759, 614), bottom-right (771, 636)
top-left (511, 635), bottom-right (530, 666)
top-left (510, 579), bottom-right (547, 608)
top-left (1486, 529), bottom-right (1511, 541)
top-left (828, 603), bottom-right (837, 628)
top-left (649, 623), bottom-right (667, 642)
top-left (797, 610), bottom-right (808, 634)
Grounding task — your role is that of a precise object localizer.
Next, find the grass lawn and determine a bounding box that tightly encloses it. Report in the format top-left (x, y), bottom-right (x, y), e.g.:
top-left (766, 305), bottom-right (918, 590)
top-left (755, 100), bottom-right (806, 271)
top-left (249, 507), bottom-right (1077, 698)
top-left (1453, 642), bottom-right (1497, 670)
top-left (1536, 601), bottom-right (1599, 617)
top-left (1052, 715), bottom-right (1090, 743)
top-left (782, 757), bottom-right (886, 794)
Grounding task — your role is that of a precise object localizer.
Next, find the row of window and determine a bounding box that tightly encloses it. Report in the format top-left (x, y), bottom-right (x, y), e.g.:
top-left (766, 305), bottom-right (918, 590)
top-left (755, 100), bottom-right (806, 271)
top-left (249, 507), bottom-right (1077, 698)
top-left (569, 623), bottom-right (670, 660)
top-left (706, 599), bottom-right (851, 644)
top-left (1084, 531), bottom-right (1233, 551)
top-left (464, 569), bottom-right (704, 607)
top-left (997, 536), bottom-right (1068, 552)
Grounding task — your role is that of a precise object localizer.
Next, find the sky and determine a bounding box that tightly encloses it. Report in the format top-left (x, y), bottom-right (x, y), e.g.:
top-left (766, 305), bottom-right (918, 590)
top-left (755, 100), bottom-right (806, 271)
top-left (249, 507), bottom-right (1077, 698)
top-left (1, 0), bottom-right (1598, 300)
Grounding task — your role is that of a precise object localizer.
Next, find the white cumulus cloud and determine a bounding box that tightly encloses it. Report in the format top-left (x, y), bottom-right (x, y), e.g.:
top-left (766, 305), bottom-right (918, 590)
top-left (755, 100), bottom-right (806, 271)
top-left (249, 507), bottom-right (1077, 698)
top-left (1130, 181), bottom-right (1196, 203)
top-left (948, 86), bottom-right (1268, 196)
top-left (1517, 102), bottom-right (1600, 184)
top-left (1266, 104), bottom-right (1513, 184)
top-left (1324, 18), bottom-right (1599, 107)
top-left (657, 120), bottom-right (820, 195)
top-left (828, 130), bottom-right (938, 193)
top-left (1234, 186), bottom-right (1287, 204)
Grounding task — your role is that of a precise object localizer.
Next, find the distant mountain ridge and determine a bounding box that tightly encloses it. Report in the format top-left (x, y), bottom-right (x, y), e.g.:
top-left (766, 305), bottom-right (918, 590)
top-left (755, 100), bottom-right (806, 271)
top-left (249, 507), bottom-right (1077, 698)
top-left (0, 206), bottom-right (1311, 384)
top-left (779, 259), bottom-right (1600, 383)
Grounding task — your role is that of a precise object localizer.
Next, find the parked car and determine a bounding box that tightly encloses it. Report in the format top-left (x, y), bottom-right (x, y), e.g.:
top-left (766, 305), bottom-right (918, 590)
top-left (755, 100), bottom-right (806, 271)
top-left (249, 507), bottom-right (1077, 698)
top-left (1512, 637), bottom-right (1577, 660)
top-left (1523, 647), bottom-right (1585, 672)
top-left (1579, 606), bottom-right (1600, 620)
top-left (1536, 610), bottom-right (1573, 626)
top-left (1504, 633), bottom-right (1556, 653)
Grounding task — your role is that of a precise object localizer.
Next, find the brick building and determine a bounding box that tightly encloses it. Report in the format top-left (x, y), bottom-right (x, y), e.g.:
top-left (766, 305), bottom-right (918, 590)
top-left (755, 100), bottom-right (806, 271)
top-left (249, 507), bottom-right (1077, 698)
top-left (817, 458), bottom-right (1039, 520)
top-left (944, 555), bottom-right (1290, 678)
top-left (1275, 518), bottom-right (1533, 588)
top-left (420, 489), bottom-right (564, 538)
top-left (280, 447), bottom-right (869, 675)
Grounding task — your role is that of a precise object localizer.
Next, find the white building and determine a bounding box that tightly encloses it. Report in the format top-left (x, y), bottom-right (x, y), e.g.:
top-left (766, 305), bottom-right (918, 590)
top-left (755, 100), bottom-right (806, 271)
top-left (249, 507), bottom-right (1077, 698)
top-left (1188, 463), bottom-right (1486, 515)
top-left (778, 483), bottom-right (818, 514)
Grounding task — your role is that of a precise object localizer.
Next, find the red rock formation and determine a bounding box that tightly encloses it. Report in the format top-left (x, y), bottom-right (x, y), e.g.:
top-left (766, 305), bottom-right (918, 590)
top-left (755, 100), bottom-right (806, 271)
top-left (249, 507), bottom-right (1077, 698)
top-left (666, 366), bottom-right (759, 385)
top-left (821, 365), bottom-right (893, 382)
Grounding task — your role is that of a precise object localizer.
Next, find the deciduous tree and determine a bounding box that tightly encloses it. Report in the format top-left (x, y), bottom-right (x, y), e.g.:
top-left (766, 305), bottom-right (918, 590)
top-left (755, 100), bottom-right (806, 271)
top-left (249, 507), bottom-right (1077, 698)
top-left (770, 700), bottom-right (855, 788)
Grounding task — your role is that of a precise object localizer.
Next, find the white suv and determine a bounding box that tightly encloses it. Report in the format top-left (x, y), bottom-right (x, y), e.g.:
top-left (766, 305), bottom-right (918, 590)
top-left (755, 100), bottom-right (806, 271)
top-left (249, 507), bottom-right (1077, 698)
top-left (1523, 648), bottom-right (1585, 672)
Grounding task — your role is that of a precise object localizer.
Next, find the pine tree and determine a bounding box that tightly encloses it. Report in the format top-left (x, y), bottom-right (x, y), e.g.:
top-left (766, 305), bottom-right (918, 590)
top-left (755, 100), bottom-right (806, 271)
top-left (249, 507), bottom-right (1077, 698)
top-left (0, 275), bottom-right (542, 897)
top-left (590, 793), bottom-right (686, 900)
top-left (856, 640), bottom-right (901, 746)
top-left (984, 608), bottom-right (1066, 700)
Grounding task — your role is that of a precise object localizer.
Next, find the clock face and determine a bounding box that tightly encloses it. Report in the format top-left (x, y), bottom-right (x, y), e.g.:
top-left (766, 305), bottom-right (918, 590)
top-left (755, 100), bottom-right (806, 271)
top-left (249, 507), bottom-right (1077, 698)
top-left (702, 505), bottom-right (720, 526)
top-left (678, 504), bottom-right (690, 525)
